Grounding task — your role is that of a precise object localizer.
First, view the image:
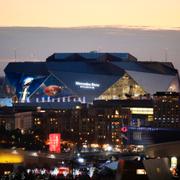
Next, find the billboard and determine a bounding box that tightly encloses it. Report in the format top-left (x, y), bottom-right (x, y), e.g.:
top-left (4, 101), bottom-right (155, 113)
top-left (44, 85), bottom-right (63, 96)
top-left (49, 133), bottom-right (61, 153)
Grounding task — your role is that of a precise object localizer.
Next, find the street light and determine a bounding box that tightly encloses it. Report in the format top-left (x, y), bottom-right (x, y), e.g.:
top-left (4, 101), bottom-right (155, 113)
top-left (78, 157), bottom-right (85, 164)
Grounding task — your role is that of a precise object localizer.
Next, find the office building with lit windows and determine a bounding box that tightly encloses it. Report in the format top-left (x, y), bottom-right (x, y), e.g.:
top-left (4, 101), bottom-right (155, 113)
top-left (153, 92), bottom-right (180, 128)
top-left (0, 97), bottom-right (180, 147)
top-left (4, 52), bottom-right (180, 104)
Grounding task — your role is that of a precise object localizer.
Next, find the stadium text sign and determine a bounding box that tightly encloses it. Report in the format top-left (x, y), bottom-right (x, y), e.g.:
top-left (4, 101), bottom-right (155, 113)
top-left (75, 81), bottom-right (100, 89)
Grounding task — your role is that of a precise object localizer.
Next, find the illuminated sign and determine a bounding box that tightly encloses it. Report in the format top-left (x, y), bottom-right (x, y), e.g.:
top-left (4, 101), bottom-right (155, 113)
top-left (75, 81), bottom-right (100, 89)
top-left (59, 167), bottom-right (70, 176)
top-left (0, 153), bottom-right (24, 164)
top-left (44, 85), bottom-right (62, 96)
top-left (49, 133), bottom-right (61, 153)
top-left (121, 127), bottom-right (128, 133)
top-left (21, 77), bottom-right (34, 103)
top-left (23, 77), bottom-right (34, 86)
top-left (130, 108), bottom-right (153, 115)
top-left (136, 169), bottom-right (146, 175)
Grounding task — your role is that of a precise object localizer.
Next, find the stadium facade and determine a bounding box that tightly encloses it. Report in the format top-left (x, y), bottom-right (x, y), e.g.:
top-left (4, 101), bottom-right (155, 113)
top-left (4, 52), bottom-right (180, 103)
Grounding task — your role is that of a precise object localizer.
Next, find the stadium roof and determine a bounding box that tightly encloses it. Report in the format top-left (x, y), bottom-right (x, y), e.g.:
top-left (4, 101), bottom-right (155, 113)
top-left (5, 53), bottom-right (178, 76)
top-left (47, 61), bottom-right (125, 75)
top-left (4, 52), bottom-right (179, 81)
top-left (46, 52), bottom-right (138, 62)
top-left (5, 62), bottom-right (48, 76)
top-left (4, 52), bottom-right (180, 103)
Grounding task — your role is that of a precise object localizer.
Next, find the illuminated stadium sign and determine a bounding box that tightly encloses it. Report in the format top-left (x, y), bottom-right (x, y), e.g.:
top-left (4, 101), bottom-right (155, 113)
top-left (49, 133), bottom-right (61, 153)
top-left (75, 81), bottom-right (100, 89)
top-left (44, 85), bottom-right (62, 96)
top-left (23, 77), bottom-right (34, 86)
top-left (21, 77), bottom-right (34, 103)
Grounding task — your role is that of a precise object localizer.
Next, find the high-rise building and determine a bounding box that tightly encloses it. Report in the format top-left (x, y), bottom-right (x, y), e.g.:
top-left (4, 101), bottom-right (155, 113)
top-left (153, 92), bottom-right (180, 128)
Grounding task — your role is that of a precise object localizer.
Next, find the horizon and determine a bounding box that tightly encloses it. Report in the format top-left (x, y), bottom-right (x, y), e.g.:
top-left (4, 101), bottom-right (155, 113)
top-left (0, 25), bottom-right (180, 30)
top-left (0, 26), bottom-right (180, 76)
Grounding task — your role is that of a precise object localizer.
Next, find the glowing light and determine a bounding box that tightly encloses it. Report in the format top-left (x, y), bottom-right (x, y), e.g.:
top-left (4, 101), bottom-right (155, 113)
top-left (48, 154), bottom-right (56, 159)
top-left (12, 150), bottom-right (18, 154)
top-left (75, 106), bottom-right (81, 109)
top-left (0, 153), bottom-right (23, 164)
top-left (49, 133), bottom-right (61, 153)
top-left (51, 168), bottom-right (59, 176)
top-left (82, 144), bottom-right (88, 148)
top-left (59, 167), bottom-right (70, 176)
top-left (75, 81), bottom-right (100, 89)
top-left (23, 77), bottom-right (34, 86)
top-left (90, 144), bottom-right (99, 148)
top-left (78, 157), bottom-right (85, 163)
top-left (103, 144), bottom-right (113, 151)
top-left (115, 110), bottom-right (119, 115)
top-left (31, 152), bottom-right (38, 157)
top-left (21, 77), bottom-right (34, 103)
top-left (44, 85), bottom-right (62, 96)
top-left (136, 169), bottom-right (146, 175)
top-left (40, 169), bottom-right (46, 175)
top-left (171, 157), bottom-right (177, 169)
top-left (89, 167), bottom-right (95, 178)
top-left (121, 127), bottom-right (128, 133)
top-left (130, 108), bottom-right (153, 115)
top-left (4, 171), bottom-right (11, 175)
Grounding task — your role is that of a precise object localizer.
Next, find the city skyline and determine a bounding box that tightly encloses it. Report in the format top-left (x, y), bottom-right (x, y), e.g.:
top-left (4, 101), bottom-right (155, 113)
top-left (0, 1), bottom-right (180, 178)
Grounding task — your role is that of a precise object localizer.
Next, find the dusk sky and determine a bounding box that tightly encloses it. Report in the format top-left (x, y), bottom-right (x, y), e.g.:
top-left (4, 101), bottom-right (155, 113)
top-left (0, 0), bottom-right (180, 28)
top-left (0, 0), bottom-right (180, 75)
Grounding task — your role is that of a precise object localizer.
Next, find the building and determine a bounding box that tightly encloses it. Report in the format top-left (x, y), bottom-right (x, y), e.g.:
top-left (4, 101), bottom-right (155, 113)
top-left (93, 99), bottom-right (154, 127)
top-left (0, 101), bottom-right (131, 146)
top-left (153, 92), bottom-right (180, 128)
top-left (14, 100), bottom-right (180, 147)
top-left (4, 52), bottom-right (180, 104)
top-left (87, 102), bottom-right (131, 145)
top-left (128, 127), bottom-right (180, 145)
top-left (0, 97), bottom-right (180, 147)
top-left (0, 107), bottom-right (15, 130)
top-left (15, 112), bottom-right (32, 130)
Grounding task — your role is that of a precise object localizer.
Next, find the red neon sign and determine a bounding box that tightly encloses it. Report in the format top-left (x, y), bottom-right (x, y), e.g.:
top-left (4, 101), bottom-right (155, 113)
top-left (49, 133), bottom-right (61, 153)
top-left (121, 127), bottom-right (128, 133)
top-left (59, 167), bottom-right (70, 175)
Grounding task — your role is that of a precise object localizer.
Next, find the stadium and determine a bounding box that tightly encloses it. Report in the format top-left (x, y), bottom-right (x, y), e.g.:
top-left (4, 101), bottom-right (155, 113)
top-left (4, 52), bottom-right (180, 103)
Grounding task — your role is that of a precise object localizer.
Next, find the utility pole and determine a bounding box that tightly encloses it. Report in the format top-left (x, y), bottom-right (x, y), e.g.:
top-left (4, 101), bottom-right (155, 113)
top-left (164, 48), bottom-right (168, 62)
top-left (13, 49), bottom-right (17, 62)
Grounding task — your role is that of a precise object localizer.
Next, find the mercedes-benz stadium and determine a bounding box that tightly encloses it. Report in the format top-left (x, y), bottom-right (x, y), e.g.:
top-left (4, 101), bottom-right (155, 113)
top-left (4, 52), bottom-right (180, 103)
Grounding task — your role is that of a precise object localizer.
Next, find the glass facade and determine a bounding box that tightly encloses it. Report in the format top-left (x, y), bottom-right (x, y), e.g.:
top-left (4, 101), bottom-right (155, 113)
top-left (99, 73), bottom-right (146, 100)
